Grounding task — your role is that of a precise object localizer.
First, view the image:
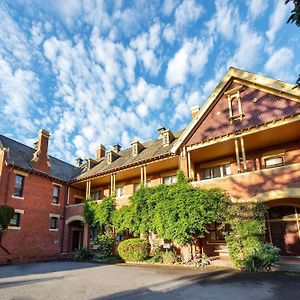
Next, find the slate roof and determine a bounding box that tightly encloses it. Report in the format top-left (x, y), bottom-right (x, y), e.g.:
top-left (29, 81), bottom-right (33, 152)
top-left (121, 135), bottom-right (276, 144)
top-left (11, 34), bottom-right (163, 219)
top-left (75, 130), bottom-right (184, 181)
top-left (0, 134), bottom-right (82, 181)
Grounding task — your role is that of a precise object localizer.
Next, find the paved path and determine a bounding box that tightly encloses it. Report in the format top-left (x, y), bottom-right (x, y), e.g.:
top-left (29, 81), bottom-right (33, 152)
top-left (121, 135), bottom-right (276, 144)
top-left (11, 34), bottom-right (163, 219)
top-left (0, 261), bottom-right (300, 299)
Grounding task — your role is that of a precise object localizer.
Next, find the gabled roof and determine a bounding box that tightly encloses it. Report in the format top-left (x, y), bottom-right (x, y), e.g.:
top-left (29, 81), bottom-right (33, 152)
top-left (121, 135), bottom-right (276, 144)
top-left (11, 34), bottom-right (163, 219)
top-left (75, 130), bottom-right (183, 182)
top-left (171, 67), bottom-right (300, 153)
top-left (0, 134), bottom-right (82, 181)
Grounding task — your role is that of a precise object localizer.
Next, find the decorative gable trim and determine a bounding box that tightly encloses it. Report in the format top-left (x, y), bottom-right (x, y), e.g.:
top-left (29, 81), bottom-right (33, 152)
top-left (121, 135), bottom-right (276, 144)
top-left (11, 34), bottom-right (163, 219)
top-left (171, 67), bottom-right (300, 154)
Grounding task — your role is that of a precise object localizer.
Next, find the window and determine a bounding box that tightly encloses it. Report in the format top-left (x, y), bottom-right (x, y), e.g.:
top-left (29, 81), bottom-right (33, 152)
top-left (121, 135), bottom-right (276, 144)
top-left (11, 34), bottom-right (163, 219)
top-left (14, 175), bottom-right (24, 197)
top-left (74, 197), bottom-right (83, 204)
top-left (134, 180), bottom-right (151, 192)
top-left (115, 186), bottom-right (124, 197)
top-left (10, 213), bottom-right (21, 228)
top-left (207, 222), bottom-right (227, 243)
top-left (91, 191), bottom-right (101, 200)
top-left (53, 185), bottom-right (60, 204)
top-left (50, 217), bottom-right (58, 230)
top-left (265, 156), bottom-right (284, 168)
top-left (163, 175), bottom-right (177, 185)
top-left (204, 164), bottom-right (231, 180)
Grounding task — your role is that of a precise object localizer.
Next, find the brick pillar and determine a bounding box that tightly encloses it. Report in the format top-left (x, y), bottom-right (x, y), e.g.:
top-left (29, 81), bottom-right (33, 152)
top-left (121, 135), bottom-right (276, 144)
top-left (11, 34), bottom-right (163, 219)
top-left (180, 151), bottom-right (189, 177)
top-left (83, 224), bottom-right (90, 249)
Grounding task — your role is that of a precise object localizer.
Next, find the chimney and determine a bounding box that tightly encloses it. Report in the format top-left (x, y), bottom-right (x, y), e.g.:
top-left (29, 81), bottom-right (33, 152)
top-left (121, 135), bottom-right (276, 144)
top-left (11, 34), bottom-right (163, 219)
top-left (158, 127), bottom-right (166, 139)
top-left (76, 157), bottom-right (83, 167)
top-left (113, 144), bottom-right (121, 153)
top-left (191, 106), bottom-right (200, 119)
top-left (31, 129), bottom-right (51, 173)
top-left (96, 144), bottom-right (106, 159)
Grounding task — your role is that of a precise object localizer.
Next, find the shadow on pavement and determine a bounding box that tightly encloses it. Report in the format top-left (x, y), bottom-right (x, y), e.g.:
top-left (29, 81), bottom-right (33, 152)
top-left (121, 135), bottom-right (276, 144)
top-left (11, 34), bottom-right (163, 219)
top-left (0, 260), bottom-right (103, 279)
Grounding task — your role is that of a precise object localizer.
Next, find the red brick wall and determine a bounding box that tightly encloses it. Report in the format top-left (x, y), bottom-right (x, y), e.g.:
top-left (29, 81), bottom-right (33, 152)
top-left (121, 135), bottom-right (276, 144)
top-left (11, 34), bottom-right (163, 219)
top-left (186, 84), bottom-right (300, 146)
top-left (0, 165), bottom-right (67, 263)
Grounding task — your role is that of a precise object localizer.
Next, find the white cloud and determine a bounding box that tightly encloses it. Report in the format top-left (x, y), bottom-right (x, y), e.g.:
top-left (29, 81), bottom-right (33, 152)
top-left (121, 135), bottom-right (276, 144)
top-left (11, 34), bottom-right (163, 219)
top-left (207, 0), bottom-right (239, 40)
top-left (174, 0), bottom-right (202, 29)
top-left (247, 0), bottom-right (268, 19)
top-left (264, 47), bottom-right (294, 82)
top-left (228, 24), bottom-right (263, 70)
top-left (162, 0), bottom-right (179, 16)
top-left (163, 25), bottom-right (175, 44)
top-left (166, 38), bottom-right (213, 86)
top-left (266, 1), bottom-right (291, 43)
top-left (130, 22), bottom-right (162, 76)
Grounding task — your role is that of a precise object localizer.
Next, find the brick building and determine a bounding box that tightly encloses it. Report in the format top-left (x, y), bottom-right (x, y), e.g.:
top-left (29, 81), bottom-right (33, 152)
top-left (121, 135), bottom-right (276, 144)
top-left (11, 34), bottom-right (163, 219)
top-left (1, 68), bottom-right (300, 263)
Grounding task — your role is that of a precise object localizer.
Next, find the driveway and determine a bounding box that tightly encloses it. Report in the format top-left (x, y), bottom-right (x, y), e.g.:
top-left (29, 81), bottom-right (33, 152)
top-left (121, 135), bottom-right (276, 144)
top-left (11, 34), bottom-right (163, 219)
top-left (0, 261), bottom-right (299, 299)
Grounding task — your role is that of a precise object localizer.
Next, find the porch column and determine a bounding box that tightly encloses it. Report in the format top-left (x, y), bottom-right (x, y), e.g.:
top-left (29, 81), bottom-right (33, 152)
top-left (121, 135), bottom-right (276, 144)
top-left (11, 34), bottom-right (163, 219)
top-left (143, 165), bottom-right (147, 184)
top-left (240, 137), bottom-right (247, 172)
top-left (234, 139), bottom-right (241, 173)
top-left (83, 223), bottom-right (90, 249)
top-left (85, 180), bottom-right (91, 198)
top-left (180, 148), bottom-right (189, 177)
top-left (187, 150), bottom-right (191, 178)
top-left (140, 166), bottom-right (144, 183)
top-left (110, 173), bottom-right (116, 195)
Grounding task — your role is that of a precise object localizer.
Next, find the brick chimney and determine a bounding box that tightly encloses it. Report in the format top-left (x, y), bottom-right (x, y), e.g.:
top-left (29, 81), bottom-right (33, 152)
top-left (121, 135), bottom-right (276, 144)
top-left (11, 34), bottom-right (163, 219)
top-left (31, 129), bottom-right (51, 173)
top-left (96, 144), bottom-right (106, 159)
top-left (191, 106), bottom-right (200, 119)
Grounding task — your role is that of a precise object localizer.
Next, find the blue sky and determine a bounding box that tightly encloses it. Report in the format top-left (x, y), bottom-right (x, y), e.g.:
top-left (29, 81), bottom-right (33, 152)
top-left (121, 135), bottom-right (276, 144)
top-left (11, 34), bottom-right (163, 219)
top-left (0, 0), bottom-right (299, 164)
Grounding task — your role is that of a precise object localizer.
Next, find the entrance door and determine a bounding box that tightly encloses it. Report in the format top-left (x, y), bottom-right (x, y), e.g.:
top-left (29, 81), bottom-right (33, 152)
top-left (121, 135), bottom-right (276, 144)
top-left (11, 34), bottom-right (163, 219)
top-left (72, 230), bottom-right (82, 251)
top-left (267, 206), bottom-right (300, 256)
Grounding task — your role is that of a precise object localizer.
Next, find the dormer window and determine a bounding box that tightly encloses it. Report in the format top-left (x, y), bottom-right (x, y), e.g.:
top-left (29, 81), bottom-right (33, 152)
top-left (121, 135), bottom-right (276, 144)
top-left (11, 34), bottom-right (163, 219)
top-left (161, 129), bottom-right (175, 147)
top-left (107, 150), bottom-right (120, 164)
top-left (225, 85), bottom-right (244, 122)
top-left (131, 140), bottom-right (145, 156)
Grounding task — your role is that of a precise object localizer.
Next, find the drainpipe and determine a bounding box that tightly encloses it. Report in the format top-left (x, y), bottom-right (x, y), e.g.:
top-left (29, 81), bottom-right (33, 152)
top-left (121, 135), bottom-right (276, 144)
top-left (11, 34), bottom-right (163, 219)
top-left (60, 185), bottom-right (69, 254)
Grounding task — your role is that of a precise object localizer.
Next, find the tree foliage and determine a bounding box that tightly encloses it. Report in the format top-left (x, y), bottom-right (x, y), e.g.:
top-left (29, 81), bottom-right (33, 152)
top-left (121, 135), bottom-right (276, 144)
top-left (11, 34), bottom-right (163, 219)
top-left (113, 171), bottom-right (230, 245)
top-left (224, 201), bottom-right (279, 270)
top-left (83, 196), bottom-right (116, 231)
top-left (0, 205), bottom-right (15, 232)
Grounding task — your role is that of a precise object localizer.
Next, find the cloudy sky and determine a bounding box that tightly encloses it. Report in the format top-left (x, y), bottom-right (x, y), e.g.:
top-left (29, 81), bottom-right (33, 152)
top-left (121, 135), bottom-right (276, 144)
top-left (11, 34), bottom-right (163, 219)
top-left (0, 0), bottom-right (299, 164)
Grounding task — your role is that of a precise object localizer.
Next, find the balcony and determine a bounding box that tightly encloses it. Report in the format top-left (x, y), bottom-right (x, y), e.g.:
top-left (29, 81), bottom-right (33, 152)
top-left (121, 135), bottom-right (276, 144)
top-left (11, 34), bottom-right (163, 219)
top-left (191, 163), bottom-right (300, 202)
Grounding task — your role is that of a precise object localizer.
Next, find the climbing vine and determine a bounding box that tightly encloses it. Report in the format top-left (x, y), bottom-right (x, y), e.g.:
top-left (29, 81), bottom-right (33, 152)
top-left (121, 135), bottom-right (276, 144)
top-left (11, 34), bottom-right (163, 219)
top-left (113, 171), bottom-right (230, 245)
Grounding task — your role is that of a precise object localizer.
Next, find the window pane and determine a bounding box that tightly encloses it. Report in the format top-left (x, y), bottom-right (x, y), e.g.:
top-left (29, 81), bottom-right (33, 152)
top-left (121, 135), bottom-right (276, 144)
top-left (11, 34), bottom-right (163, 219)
top-left (204, 168), bottom-right (211, 179)
top-left (212, 166), bottom-right (221, 178)
top-left (14, 175), bottom-right (24, 197)
top-left (116, 187), bottom-right (123, 197)
top-left (146, 180), bottom-right (151, 187)
top-left (163, 177), bottom-right (170, 185)
top-left (50, 217), bottom-right (58, 229)
top-left (223, 164), bottom-right (232, 176)
top-left (10, 213), bottom-right (20, 227)
top-left (134, 183), bottom-right (141, 192)
top-left (53, 186), bottom-right (60, 204)
top-left (265, 157), bottom-right (284, 167)
top-left (171, 176), bottom-right (177, 184)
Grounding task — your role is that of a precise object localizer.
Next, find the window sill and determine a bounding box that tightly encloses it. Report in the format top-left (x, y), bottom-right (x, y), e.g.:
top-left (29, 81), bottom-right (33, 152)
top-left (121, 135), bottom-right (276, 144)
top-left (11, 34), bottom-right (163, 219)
top-left (52, 203), bottom-right (60, 206)
top-left (8, 226), bottom-right (20, 230)
top-left (12, 195), bottom-right (24, 200)
top-left (49, 228), bottom-right (58, 232)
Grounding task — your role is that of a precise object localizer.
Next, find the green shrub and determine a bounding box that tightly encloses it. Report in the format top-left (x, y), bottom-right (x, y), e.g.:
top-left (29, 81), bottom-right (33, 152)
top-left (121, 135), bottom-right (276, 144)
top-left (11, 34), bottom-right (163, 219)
top-left (162, 251), bottom-right (177, 265)
top-left (244, 244), bottom-right (280, 271)
top-left (150, 242), bottom-right (163, 263)
top-left (74, 247), bottom-right (94, 261)
top-left (118, 238), bottom-right (150, 262)
top-left (97, 233), bottom-right (115, 257)
top-left (0, 205), bottom-right (15, 231)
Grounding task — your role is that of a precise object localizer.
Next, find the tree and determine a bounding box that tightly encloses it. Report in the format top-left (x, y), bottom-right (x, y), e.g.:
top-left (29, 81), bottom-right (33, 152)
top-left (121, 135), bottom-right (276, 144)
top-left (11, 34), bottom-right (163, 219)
top-left (83, 196), bottom-right (116, 232)
top-left (113, 171), bottom-right (230, 245)
top-left (0, 205), bottom-right (15, 255)
top-left (286, 0), bottom-right (300, 87)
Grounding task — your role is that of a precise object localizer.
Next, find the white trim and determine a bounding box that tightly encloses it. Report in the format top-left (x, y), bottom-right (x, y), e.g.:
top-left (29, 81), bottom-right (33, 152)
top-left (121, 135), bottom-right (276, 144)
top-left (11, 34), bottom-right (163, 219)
top-left (65, 215), bottom-right (84, 224)
top-left (12, 195), bottom-right (24, 200)
top-left (13, 170), bottom-right (29, 177)
top-left (8, 226), bottom-right (20, 230)
top-left (49, 228), bottom-right (58, 232)
top-left (171, 67), bottom-right (300, 154)
top-left (14, 209), bottom-right (24, 214)
top-left (50, 213), bottom-right (60, 218)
